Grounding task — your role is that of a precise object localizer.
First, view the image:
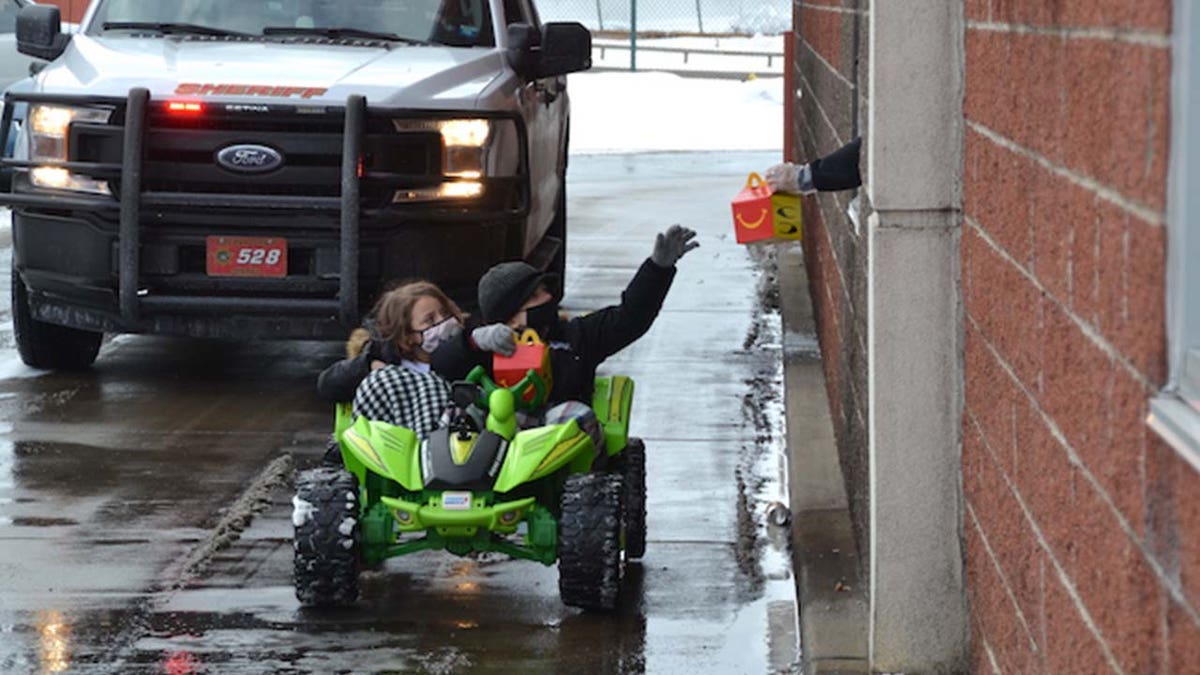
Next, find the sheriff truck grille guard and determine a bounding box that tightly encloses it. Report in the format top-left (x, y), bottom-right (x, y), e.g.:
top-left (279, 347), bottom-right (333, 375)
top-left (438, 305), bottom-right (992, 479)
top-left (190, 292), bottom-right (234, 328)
top-left (0, 88), bottom-right (531, 330)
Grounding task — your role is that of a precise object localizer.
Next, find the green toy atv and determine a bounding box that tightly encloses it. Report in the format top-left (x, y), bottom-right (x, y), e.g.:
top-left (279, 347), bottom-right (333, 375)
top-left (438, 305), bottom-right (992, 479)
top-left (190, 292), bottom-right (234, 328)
top-left (292, 366), bottom-right (647, 611)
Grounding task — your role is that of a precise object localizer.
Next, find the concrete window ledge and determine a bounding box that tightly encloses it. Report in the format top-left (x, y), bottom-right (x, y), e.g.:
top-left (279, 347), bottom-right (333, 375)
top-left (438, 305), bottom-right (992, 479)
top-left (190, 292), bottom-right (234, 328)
top-left (1148, 395), bottom-right (1200, 471)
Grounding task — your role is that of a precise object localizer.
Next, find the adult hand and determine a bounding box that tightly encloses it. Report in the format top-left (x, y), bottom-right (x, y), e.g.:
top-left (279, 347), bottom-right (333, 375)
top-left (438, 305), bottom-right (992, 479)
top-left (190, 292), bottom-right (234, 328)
top-left (471, 324), bottom-right (516, 356)
top-left (765, 162), bottom-right (815, 194)
top-left (764, 162), bottom-right (799, 193)
top-left (651, 224), bottom-right (700, 268)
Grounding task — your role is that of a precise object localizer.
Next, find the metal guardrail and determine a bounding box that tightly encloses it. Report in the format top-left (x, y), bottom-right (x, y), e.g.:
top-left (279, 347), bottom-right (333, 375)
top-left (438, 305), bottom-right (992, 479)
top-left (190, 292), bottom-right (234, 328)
top-left (592, 39), bottom-right (783, 68)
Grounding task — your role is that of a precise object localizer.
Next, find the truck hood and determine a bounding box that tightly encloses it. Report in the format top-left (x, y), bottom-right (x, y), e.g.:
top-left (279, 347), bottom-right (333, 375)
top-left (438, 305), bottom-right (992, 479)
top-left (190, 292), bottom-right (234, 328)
top-left (34, 35), bottom-right (508, 110)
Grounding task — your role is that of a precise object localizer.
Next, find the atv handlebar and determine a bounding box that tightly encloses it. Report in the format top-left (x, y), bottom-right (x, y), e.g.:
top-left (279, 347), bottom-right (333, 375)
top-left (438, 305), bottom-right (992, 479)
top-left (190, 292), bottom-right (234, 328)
top-left (465, 365), bottom-right (548, 412)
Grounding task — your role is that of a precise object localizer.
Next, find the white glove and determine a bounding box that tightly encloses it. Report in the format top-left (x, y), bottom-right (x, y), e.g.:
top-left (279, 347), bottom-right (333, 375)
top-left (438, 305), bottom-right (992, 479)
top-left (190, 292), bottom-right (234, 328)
top-left (471, 324), bottom-right (516, 356)
top-left (764, 162), bottom-right (815, 195)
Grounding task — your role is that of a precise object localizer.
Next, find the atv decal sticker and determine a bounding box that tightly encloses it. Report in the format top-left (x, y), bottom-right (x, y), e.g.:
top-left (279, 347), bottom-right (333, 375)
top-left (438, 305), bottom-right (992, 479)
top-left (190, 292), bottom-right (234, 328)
top-left (343, 428), bottom-right (386, 473)
top-left (534, 434), bottom-right (586, 475)
top-left (442, 491), bottom-right (472, 511)
top-left (175, 83), bottom-right (329, 99)
top-left (450, 435), bottom-right (474, 466)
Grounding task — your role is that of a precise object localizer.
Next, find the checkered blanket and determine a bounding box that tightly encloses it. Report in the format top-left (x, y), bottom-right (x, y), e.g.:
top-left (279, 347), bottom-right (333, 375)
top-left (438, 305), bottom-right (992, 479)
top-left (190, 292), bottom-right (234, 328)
top-left (353, 365), bottom-right (451, 439)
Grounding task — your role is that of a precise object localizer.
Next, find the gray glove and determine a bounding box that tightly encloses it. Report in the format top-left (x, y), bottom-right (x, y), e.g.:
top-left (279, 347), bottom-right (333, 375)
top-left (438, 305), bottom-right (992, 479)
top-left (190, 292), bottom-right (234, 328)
top-left (765, 162), bottom-right (816, 194)
top-left (471, 324), bottom-right (516, 356)
top-left (651, 224), bottom-right (700, 268)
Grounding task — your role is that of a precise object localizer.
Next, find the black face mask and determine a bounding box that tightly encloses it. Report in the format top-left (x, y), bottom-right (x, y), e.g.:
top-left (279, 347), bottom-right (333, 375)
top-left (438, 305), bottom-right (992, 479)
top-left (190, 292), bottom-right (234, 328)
top-left (523, 300), bottom-right (560, 337)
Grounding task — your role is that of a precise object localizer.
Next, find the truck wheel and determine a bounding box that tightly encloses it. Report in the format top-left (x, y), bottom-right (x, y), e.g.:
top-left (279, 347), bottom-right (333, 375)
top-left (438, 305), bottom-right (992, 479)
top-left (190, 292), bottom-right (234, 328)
top-left (619, 438), bottom-right (647, 560)
top-left (293, 467), bottom-right (361, 607)
top-left (548, 183), bottom-right (567, 282)
top-left (558, 472), bottom-right (623, 611)
top-left (11, 268), bottom-right (102, 370)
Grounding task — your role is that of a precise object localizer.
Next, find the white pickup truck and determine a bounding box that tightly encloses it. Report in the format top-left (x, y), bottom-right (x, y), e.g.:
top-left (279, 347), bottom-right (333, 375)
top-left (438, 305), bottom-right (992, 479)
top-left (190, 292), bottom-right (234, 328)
top-left (1, 0), bottom-right (589, 369)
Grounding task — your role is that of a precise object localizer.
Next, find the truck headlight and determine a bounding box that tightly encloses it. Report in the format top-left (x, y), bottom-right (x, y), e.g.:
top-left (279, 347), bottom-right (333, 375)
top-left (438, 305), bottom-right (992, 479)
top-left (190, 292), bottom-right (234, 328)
top-left (27, 104), bottom-right (112, 194)
top-left (391, 117), bottom-right (519, 202)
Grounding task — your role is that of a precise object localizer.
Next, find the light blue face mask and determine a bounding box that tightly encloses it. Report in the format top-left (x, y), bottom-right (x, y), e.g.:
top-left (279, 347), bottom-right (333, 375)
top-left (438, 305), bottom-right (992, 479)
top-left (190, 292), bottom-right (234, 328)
top-left (420, 317), bottom-right (460, 354)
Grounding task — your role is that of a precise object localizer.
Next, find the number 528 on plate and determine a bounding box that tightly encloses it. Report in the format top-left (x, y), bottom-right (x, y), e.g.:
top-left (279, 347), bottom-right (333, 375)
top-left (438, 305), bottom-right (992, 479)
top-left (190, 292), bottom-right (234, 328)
top-left (206, 236), bottom-right (288, 278)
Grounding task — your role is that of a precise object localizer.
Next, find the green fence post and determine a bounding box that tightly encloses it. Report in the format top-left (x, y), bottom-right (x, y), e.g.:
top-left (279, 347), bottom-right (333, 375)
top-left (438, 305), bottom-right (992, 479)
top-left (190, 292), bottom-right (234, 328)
top-left (630, 0), bottom-right (637, 71)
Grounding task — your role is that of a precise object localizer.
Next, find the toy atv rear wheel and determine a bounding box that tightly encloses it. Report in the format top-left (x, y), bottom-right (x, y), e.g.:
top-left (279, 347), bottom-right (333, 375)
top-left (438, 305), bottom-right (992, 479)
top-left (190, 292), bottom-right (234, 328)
top-left (293, 467), bottom-right (361, 607)
top-left (558, 472), bottom-right (623, 611)
top-left (618, 438), bottom-right (647, 560)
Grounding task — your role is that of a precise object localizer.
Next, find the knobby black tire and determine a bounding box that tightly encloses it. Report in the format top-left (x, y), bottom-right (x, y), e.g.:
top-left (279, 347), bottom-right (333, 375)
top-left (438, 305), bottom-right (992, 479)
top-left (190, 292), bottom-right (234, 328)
top-left (620, 438), bottom-right (647, 560)
top-left (293, 467), bottom-right (361, 607)
top-left (11, 266), bottom-right (101, 370)
top-left (558, 471), bottom-right (623, 611)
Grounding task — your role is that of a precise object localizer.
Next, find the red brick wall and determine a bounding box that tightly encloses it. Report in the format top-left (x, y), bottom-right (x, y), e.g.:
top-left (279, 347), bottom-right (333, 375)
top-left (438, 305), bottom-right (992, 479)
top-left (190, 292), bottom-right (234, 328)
top-left (962, 1), bottom-right (1200, 671)
top-left (793, 1), bottom-right (872, 573)
top-left (39, 0), bottom-right (89, 23)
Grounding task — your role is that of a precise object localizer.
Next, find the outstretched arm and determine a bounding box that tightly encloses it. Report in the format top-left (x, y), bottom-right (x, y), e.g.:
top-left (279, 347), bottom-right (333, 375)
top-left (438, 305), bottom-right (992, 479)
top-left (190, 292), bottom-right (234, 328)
top-left (765, 135), bottom-right (863, 194)
top-left (574, 225), bottom-right (699, 362)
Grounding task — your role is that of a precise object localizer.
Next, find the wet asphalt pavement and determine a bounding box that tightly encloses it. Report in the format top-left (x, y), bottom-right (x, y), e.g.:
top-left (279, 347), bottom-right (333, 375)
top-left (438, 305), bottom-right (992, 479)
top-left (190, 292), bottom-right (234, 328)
top-left (0, 150), bottom-right (797, 674)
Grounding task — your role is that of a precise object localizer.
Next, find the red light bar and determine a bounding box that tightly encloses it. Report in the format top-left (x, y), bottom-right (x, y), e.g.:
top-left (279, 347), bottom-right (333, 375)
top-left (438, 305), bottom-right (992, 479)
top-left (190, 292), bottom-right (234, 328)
top-left (167, 101), bottom-right (204, 114)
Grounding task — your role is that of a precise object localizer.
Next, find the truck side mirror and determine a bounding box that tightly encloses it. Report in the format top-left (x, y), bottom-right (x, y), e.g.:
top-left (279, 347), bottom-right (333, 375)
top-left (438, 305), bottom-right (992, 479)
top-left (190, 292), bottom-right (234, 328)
top-left (536, 22), bottom-right (592, 78)
top-left (505, 23), bottom-right (541, 79)
top-left (17, 5), bottom-right (71, 61)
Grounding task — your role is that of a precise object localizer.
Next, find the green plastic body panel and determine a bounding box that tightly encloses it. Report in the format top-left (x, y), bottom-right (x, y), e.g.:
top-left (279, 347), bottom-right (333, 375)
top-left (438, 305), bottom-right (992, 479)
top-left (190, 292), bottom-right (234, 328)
top-left (325, 372), bottom-right (638, 567)
top-left (592, 375), bottom-right (634, 455)
top-left (339, 415), bottom-right (423, 491)
top-left (380, 495), bottom-right (536, 534)
top-left (492, 420), bottom-right (593, 493)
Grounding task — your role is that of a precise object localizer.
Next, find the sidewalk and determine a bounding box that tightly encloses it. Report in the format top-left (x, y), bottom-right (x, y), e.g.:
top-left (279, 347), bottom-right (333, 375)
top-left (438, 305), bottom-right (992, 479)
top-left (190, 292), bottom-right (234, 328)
top-left (778, 243), bottom-right (870, 674)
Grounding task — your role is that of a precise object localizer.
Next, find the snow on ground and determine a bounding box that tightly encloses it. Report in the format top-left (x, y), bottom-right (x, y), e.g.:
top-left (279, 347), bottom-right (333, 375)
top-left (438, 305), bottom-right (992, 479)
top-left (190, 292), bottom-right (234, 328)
top-left (591, 35), bottom-right (784, 76)
top-left (567, 70), bottom-right (783, 154)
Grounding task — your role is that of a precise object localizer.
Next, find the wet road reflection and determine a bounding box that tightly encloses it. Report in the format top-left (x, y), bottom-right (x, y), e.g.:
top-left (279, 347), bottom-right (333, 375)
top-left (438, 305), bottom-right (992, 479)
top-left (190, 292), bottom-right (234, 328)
top-left (0, 151), bottom-right (798, 674)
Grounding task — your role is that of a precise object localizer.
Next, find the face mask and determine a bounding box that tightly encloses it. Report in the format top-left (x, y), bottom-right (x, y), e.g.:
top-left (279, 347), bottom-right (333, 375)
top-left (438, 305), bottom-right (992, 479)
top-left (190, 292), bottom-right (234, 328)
top-left (420, 317), bottom-right (460, 354)
top-left (523, 301), bottom-right (560, 336)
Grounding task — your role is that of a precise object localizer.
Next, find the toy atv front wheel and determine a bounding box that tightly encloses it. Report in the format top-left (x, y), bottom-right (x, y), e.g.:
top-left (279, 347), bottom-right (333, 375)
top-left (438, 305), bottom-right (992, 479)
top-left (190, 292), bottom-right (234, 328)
top-left (558, 472), bottom-right (624, 611)
top-left (293, 467), bottom-right (361, 607)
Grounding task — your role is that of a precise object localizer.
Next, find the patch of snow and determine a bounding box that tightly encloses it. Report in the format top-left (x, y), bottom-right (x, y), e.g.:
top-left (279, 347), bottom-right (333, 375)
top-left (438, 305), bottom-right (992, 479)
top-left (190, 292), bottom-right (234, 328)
top-left (291, 495), bottom-right (315, 527)
top-left (340, 539), bottom-right (354, 549)
top-left (567, 71), bottom-right (782, 154)
top-left (338, 517), bottom-right (356, 536)
top-left (0, 356), bottom-right (49, 381)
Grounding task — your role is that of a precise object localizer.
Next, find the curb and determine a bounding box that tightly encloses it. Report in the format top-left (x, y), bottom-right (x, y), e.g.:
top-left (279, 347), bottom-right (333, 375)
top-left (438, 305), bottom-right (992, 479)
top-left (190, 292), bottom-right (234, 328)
top-left (777, 243), bottom-right (870, 674)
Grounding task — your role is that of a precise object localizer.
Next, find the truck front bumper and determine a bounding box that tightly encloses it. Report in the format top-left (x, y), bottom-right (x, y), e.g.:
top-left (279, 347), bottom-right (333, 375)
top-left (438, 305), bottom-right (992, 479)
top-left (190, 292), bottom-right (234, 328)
top-left (1, 91), bottom-right (534, 339)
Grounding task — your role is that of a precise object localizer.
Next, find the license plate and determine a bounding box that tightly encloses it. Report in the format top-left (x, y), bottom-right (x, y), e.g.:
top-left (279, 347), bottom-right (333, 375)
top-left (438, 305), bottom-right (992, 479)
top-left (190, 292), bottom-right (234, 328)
top-left (442, 491), bottom-right (472, 511)
top-left (206, 236), bottom-right (287, 278)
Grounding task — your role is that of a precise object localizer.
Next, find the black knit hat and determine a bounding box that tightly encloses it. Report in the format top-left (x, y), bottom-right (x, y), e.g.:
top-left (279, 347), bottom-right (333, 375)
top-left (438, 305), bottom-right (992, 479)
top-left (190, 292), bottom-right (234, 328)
top-left (477, 261), bottom-right (559, 323)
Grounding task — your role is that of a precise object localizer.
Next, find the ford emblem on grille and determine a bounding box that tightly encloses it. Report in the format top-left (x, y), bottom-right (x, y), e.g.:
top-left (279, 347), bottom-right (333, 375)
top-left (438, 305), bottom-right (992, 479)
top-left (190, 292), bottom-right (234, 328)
top-left (216, 144), bottom-right (284, 174)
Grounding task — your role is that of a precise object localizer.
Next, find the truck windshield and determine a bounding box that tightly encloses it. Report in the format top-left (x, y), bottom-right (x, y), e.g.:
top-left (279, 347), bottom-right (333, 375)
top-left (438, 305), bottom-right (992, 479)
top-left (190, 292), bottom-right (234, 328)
top-left (88, 0), bottom-right (494, 47)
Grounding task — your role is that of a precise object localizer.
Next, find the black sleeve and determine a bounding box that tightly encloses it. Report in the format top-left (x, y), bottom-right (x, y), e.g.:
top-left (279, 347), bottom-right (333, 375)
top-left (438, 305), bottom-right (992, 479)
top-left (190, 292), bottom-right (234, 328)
top-left (430, 327), bottom-right (490, 382)
top-left (573, 258), bottom-right (676, 364)
top-left (316, 352), bottom-right (373, 403)
top-left (810, 135), bottom-right (862, 192)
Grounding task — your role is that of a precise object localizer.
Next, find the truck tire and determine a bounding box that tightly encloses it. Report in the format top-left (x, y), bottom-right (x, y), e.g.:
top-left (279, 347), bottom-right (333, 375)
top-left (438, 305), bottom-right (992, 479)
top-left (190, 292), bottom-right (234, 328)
top-left (293, 467), bottom-right (361, 607)
top-left (558, 472), bottom-right (623, 611)
top-left (619, 438), bottom-right (647, 560)
top-left (11, 268), bottom-right (102, 370)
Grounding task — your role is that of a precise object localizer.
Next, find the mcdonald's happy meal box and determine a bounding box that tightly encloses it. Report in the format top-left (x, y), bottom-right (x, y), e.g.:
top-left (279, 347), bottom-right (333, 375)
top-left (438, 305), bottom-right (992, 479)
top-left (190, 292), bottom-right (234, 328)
top-left (731, 173), bottom-right (803, 244)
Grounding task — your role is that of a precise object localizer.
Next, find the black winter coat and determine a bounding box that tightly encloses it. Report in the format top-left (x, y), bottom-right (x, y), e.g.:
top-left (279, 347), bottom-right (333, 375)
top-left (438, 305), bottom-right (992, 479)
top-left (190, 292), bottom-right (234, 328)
top-left (431, 258), bottom-right (676, 404)
top-left (810, 136), bottom-right (862, 192)
top-left (315, 322), bottom-right (404, 403)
